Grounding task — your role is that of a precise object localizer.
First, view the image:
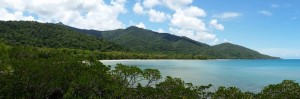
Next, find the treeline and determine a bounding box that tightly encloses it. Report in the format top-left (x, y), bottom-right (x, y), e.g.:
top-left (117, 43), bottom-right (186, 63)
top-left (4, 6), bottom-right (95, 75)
top-left (0, 21), bottom-right (125, 51)
top-left (1, 43), bottom-right (299, 98)
top-left (0, 21), bottom-right (277, 59)
top-left (73, 25), bottom-right (277, 59)
top-left (0, 21), bottom-right (217, 59)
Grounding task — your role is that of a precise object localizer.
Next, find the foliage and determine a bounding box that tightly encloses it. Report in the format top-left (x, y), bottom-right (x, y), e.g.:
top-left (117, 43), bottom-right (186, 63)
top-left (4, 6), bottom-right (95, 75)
top-left (213, 86), bottom-right (254, 98)
top-left (257, 80), bottom-right (300, 98)
top-left (209, 43), bottom-right (277, 59)
top-left (155, 76), bottom-right (212, 99)
top-left (0, 43), bottom-right (297, 99)
top-left (0, 21), bottom-right (124, 51)
top-left (0, 43), bottom-right (212, 98)
top-left (143, 68), bottom-right (161, 87)
top-left (70, 26), bottom-right (210, 54)
top-left (0, 21), bottom-right (278, 59)
top-left (72, 26), bottom-right (278, 59)
top-left (0, 42), bottom-right (13, 75)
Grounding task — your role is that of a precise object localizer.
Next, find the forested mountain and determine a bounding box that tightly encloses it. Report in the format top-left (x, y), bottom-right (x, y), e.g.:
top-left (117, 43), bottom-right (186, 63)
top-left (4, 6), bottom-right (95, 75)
top-left (71, 26), bottom-right (278, 59)
top-left (210, 43), bottom-right (273, 59)
top-left (0, 21), bottom-right (124, 51)
top-left (0, 21), bottom-right (277, 59)
top-left (71, 26), bottom-right (210, 54)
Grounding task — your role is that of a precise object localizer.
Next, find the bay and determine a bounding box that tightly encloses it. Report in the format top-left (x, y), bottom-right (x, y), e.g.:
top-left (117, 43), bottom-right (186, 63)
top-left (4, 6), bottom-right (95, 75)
top-left (101, 59), bottom-right (300, 93)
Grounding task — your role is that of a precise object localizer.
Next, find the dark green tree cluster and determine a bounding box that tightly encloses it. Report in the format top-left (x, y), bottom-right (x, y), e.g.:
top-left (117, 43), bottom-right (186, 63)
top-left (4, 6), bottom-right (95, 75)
top-left (0, 42), bottom-right (213, 98)
top-left (212, 80), bottom-right (300, 98)
top-left (0, 21), bottom-right (124, 51)
top-left (98, 51), bottom-right (212, 60)
top-left (0, 21), bottom-right (278, 59)
top-left (0, 42), bottom-right (299, 98)
top-left (257, 80), bottom-right (300, 98)
top-left (70, 26), bottom-right (210, 54)
top-left (72, 26), bottom-right (278, 59)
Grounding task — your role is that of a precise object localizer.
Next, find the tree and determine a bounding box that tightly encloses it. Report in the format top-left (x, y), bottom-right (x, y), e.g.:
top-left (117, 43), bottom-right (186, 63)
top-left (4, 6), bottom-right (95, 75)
top-left (142, 68), bottom-right (161, 87)
top-left (0, 42), bottom-right (13, 75)
top-left (213, 86), bottom-right (253, 98)
top-left (258, 80), bottom-right (300, 98)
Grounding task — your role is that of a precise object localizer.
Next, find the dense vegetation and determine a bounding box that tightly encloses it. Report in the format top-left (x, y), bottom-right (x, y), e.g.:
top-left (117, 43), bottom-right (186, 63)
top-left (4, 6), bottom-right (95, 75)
top-left (0, 21), bottom-right (124, 51)
top-left (1, 42), bottom-right (299, 98)
top-left (71, 26), bottom-right (278, 59)
top-left (71, 26), bottom-right (209, 54)
top-left (0, 21), bottom-right (278, 59)
top-left (208, 43), bottom-right (274, 59)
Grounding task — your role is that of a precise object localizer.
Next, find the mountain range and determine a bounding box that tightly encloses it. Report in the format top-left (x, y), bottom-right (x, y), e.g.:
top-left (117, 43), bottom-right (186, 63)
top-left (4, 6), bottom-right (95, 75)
top-left (0, 21), bottom-right (124, 51)
top-left (0, 21), bottom-right (278, 59)
top-left (70, 25), bottom-right (278, 59)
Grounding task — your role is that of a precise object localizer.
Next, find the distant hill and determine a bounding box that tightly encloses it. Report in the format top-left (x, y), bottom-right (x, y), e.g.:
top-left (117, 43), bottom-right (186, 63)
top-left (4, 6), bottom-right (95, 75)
top-left (70, 26), bottom-right (278, 59)
top-left (209, 43), bottom-right (276, 59)
top-left (0, 21), bottom-right (124, 51)
top-left (71, 26), bottom-right (209, 54)
top-left (0, 21), bottom-right (278, 59)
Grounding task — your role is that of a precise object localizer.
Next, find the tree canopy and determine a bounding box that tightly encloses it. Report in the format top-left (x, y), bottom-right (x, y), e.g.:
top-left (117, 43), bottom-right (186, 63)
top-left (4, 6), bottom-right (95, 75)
top-left (0, 42), bottom-right (298, 98)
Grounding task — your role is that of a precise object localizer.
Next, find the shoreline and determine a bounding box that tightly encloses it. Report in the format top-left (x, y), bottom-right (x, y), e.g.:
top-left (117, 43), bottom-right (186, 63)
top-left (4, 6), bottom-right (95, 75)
top-left (99, 58), bottom-right (283, 62)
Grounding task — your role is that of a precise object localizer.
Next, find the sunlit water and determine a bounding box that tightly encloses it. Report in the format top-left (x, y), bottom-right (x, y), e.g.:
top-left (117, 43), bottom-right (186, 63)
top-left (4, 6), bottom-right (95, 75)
top-left (100, 59), bottom-right (300, 93)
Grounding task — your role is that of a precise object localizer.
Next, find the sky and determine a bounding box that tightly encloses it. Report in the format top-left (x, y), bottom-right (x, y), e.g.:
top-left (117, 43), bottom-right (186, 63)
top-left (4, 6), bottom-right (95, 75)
top-left (0, 0), bottom-right (299, 59)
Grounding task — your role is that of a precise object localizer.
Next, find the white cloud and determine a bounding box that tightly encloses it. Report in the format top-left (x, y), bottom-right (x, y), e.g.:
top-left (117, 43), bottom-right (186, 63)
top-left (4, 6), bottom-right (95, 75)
top-left (211, 38), bottom-right (219, 45)
top-left (271, 4), bottom-right (279, 8)
top-left (181, 6), bottom-right (206, 17)
top-left (0, 8), bottom-right (35, 21)
top-left (142, 0), bottom-right (194, 10)
top-left (136, 22), bottom-right (146, 29)
top-left (209, 19), bottom-right (224, 30)
top-left (148, 9), bottom-right (169, 22)
top-left (157, 28), bottom-right (164, 33)
top-left (171, 7), bottom-right (207, 32)
top-left (133, 2), bottom-right (145, 15)
top-left (213, 12), bottom-right (240, 19)
top-left (169, 5), bottom-right (218, 44)
top-left (0, 0), bottom-right (127, 30)
top-left (0, 0), bottom-right (25, 11)
top-left (169, 27), bottom-right (216, 42)
top-left (163, 0), bottom-right (193, 10)
top-left (257, 10), bottom-right (272, 16)
top-left (259, 48), bottom-right (300, 59)
top-left (143, 0), bottom-right (161, 8)
top-left (0, 0), bottom-right (224, 45)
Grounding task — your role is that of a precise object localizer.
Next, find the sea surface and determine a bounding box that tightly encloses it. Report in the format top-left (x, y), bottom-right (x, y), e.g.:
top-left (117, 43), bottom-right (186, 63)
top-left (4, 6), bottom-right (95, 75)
top-left (100, 59), bottom-right (300, 93)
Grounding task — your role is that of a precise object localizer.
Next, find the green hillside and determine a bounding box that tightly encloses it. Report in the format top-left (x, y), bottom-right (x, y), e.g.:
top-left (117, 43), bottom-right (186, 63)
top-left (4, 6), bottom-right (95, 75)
top-left (0, 21), bottom-right (278, 59)
top-left (71, 26), bottom-right (278, 59)
top-left (72, 26), bottom-right (209, 54)
top-left (209, 43), bottom-right (276, 59)
top-left (0, 21), bottom-right (124, 51)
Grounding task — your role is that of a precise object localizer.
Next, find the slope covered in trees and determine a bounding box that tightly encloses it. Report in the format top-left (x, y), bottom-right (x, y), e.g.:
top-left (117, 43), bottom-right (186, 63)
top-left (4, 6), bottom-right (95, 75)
top-left (0, 21), bottom-right (278, 59)
top-left (71, 26), bottom-right (210, 54)
top-left (71, 26), bottom-right (278, 59)
top-left (0, 21), bottom-right (124, 51)
top-left (210, 43), bottom-right (273, 59)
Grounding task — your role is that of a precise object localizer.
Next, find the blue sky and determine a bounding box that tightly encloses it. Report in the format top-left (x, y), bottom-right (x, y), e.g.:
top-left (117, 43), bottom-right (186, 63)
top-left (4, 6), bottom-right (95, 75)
top-left (0, 0), bottom-right (299, 59)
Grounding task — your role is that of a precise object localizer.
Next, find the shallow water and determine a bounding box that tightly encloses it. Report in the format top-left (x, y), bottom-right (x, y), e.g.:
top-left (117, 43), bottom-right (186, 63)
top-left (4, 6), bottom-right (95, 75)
top-left (101, 59), bottom-right (300, 93)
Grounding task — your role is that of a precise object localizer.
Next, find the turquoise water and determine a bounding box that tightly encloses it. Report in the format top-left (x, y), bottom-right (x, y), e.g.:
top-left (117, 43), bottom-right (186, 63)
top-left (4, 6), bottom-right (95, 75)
top-left (101, 59), bottom-right (300, 92)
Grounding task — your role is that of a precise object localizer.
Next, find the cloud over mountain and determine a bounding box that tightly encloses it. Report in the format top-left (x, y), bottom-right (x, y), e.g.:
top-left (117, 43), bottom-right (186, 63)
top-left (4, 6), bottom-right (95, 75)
top-left (0, 0), bottom-right (227, 44)
top-left (0, 0), bottom-right (127, 30)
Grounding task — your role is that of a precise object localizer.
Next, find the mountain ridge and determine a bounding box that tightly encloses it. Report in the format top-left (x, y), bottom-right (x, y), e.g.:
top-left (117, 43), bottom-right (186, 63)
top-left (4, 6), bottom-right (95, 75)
top-left (68, 25), bottom-right (279, 59)
top-left (0, 21), bottom-right (125, 51)
top-left (0, 21), bottom-right (278, 59)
